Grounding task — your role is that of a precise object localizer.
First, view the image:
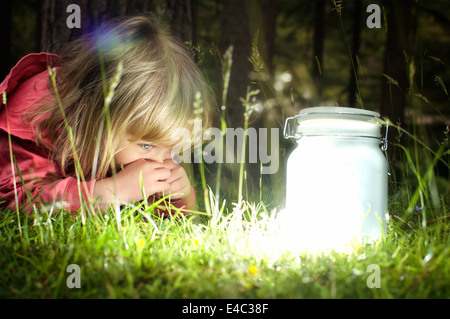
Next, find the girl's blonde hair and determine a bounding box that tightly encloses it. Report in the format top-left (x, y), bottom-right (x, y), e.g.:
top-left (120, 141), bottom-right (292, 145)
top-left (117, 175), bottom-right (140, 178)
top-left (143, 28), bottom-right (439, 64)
top-left (32, 14), bottom-right (215, 180)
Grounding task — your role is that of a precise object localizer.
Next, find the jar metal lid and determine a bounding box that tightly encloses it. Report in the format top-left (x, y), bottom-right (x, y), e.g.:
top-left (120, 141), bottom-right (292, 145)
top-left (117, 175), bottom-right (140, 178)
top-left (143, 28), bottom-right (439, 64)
top-left (284, 106), bottom-right (383, 140)
top-left (299, 106), bottom-right (380, 119)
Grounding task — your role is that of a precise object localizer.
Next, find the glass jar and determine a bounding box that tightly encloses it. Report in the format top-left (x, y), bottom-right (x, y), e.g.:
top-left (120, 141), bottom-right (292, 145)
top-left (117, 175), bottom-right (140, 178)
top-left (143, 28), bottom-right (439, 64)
top-left (282, 106), bottom-right (388, 251)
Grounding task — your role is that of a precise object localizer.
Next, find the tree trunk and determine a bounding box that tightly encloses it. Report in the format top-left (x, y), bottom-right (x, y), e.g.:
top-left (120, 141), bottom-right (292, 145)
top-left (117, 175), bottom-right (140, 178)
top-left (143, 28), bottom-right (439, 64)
top-left (380, 0), bottom-right (414, 126)
top-left (348, 0), bottom-right (362, 107)
top-left (219, 0), bottom-right (252, 127)
top-left (165, 0), bottom-right (195, 43)
top-left (247, 0), bottom-right (277, 74)
top-left (380, 0), bottom-right (415, 182)
top-left (313, 0), bottom-right (325, 100)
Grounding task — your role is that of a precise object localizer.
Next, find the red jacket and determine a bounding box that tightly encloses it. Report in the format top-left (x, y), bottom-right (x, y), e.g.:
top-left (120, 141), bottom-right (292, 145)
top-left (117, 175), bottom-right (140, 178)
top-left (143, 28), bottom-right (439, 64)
top-left (0, 53), bottom-right (194, 213)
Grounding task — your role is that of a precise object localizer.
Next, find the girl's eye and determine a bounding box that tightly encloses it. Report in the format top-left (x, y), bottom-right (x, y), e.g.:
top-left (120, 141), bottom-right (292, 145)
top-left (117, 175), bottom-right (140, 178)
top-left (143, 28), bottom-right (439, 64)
top-left (140, 144), bottom-right (153, 150)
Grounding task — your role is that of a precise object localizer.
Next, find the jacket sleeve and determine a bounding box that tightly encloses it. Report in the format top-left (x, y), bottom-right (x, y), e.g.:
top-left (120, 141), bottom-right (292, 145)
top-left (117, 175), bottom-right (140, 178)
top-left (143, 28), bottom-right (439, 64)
top-left (1, 174), bottom-right (96, 213)
top-left (27, 177), bottom-right (96, 212)
top-left (0, 133), bottom-right (96, 213)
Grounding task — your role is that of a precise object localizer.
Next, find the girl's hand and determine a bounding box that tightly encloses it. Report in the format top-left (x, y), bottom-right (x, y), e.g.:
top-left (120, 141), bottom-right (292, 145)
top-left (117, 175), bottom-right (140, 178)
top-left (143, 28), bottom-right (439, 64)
top-left (94, 159), bottom-right (171, 206)
top-left (161, 159), bottom-right (193, 206)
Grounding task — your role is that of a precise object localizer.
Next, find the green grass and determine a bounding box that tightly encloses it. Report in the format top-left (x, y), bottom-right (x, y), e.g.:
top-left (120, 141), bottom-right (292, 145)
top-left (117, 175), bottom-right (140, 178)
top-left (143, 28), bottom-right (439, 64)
top-left (0, 188), bottom-right (449, 299)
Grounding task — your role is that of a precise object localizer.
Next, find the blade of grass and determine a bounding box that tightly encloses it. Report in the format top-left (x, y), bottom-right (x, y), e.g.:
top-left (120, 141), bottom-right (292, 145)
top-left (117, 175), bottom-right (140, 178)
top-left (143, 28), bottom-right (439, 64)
top-left (2, 92), bottom-right (22, 236)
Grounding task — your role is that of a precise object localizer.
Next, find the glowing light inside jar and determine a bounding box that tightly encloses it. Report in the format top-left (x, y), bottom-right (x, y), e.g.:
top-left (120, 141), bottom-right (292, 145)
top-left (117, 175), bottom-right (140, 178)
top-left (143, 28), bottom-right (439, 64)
top-left (281, 107), bottom-right (388, 253)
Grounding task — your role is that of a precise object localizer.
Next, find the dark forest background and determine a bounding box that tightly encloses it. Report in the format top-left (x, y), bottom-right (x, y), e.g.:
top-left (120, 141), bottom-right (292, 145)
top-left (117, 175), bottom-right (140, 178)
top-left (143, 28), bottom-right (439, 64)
top-left (1, 0), bottom-right (449, 208)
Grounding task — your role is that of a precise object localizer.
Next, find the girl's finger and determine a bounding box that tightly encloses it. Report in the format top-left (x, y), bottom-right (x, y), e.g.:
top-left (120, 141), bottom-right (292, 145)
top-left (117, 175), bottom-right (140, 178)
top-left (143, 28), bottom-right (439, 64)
top-left (151, 181), bottom-right (171, 195)
top-left (164, 167), bottom-right (183, 184)
top-left (147, 167), bottom-right (171, 181)
top-left (163, 158), bottom-right (180, 170)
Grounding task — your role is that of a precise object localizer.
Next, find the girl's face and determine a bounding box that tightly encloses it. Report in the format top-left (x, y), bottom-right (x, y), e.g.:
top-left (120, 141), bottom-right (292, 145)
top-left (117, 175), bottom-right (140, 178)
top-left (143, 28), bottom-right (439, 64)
top-left (114, 136), bottom-right (173, 167)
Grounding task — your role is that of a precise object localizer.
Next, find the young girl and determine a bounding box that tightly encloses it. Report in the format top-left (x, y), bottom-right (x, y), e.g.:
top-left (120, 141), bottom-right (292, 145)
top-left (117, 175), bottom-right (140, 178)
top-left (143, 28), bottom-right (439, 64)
top-left (0, 15), bottom-right (215, 213)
